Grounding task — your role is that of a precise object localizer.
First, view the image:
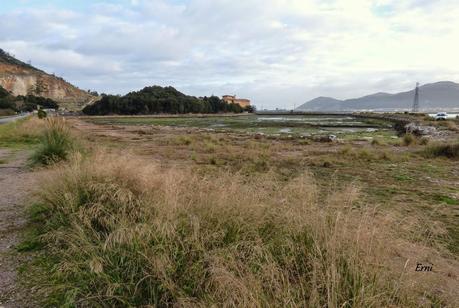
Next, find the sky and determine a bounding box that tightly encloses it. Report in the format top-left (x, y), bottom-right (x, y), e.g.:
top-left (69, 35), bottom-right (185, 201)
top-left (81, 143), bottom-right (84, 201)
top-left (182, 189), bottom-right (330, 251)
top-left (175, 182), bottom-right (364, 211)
top-left (1, 0), bottom-right (459, 109)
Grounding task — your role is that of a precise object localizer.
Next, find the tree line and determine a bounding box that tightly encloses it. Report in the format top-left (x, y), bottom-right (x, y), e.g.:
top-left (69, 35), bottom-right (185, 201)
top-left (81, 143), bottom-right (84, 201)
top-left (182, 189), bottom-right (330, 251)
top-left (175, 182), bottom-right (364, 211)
top-left (82, 86), bottom-right (254, 115)
top-left (0, 85), bottom-right (59, 112)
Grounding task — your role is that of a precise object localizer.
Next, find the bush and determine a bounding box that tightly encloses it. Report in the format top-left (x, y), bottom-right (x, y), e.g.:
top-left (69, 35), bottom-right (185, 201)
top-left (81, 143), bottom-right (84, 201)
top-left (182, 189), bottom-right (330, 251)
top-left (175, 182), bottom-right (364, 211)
top-left (26, 152), bottom-right (446, 307)
top-left (37, 109), bottom-right (47, 119)
top-left (423, 143), bottom-right (459, 159)
top-left (402, 133), bottom-right (416, 146)
top-left (30, 118), bottom-right (75, 165)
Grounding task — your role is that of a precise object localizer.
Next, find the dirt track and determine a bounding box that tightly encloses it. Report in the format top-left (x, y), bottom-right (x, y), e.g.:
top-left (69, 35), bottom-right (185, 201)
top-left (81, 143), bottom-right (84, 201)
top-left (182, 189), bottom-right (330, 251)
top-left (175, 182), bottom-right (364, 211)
top-left (0, 149), bottom-right (38, 307)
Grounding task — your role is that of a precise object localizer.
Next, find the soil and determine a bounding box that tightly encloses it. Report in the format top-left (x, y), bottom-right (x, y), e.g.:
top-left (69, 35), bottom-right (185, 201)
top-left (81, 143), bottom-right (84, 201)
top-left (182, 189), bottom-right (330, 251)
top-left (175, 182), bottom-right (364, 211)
top-left (0, 149), bottom-right (39, 307)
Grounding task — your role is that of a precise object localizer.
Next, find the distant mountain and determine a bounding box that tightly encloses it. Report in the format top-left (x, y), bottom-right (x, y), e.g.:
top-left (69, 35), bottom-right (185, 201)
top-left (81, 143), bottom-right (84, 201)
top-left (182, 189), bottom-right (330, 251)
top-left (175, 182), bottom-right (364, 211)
top-left (0, 49), bottom-right (95, 111)
top-left (296, 81), bottom-right (459, 112)
top-left (301, 97), bottom-right (343, 111)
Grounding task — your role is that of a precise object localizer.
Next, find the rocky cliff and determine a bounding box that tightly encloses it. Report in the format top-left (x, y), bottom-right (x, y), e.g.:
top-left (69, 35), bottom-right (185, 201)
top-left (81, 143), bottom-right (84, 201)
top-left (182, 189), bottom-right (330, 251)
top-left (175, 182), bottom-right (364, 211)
top-left (0, 49), bottom-right (95, 111)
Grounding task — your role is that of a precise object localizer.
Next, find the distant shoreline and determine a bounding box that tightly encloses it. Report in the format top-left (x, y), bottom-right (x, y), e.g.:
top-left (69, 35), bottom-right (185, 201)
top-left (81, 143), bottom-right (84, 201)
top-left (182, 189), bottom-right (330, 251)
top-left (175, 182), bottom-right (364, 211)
top-left (77, 113), bottom-right (254, 119)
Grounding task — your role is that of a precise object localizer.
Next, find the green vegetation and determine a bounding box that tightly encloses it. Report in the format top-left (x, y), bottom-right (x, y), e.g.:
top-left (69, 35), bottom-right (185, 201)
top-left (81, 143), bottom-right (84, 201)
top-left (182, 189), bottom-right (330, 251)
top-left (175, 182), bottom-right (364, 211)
top-left (0, 117), bottom-right (43, 148)
top-left (86, 114), bottom-right (396, 138)
top-left (423, 142), bottom-right (459, 159)
top-left (37, 109), bottom-right (47, 119)
top-left (0, 85), bottom-right (16, 111)
top-left (0, 84), bottom-right (59, 112)
top-left (434, 194), bottom-right (459, 205)
top-left (30, 118), bottom-right (76, 165)
top-left (16, 95), bottom-right (59, 111)
top-left (83, 86), bottom-right (253, 115)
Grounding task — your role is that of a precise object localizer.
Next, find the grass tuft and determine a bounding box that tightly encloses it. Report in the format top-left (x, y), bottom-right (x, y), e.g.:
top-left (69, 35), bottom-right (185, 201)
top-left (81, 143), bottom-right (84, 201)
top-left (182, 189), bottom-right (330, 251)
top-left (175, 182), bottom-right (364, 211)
top-left (401, 133), bottom-right (416, 146)
top-left (30, 117), bottom-right (76, 165)
top-left (423, 143), bottom-right (459, 159)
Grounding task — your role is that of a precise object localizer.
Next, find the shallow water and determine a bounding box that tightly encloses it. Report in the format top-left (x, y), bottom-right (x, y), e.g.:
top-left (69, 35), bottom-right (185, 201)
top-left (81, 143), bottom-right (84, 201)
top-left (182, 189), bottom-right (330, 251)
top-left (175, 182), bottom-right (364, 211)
top-left (89, 114), bottom-right (396, 137)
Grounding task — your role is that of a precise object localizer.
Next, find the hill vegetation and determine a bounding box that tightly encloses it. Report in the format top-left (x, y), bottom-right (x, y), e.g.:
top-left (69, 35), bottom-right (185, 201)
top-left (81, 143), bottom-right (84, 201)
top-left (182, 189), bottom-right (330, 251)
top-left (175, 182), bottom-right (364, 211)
top-left (0, 85), bottom-right (59, 113)
top-left (82, 86), bottom-right (253, 115)
top-left (0, 49), bottom-right (42, 71)
top-left (0, 85), bottom-right (15, 111)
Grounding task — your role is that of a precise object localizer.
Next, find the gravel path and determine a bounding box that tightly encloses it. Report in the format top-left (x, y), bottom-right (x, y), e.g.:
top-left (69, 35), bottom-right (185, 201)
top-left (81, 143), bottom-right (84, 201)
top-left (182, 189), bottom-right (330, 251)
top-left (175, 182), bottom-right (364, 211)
top-left (0, 149), bottom-right (38, 307)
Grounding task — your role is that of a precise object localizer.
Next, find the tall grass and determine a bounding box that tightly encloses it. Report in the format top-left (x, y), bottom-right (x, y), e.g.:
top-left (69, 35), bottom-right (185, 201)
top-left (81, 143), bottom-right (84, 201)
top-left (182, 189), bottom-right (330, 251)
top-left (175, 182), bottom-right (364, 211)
top-left (423, 142), bottom-right (459, 159)
top-left (27, 151), bottom-right (454, 307)
top-left (0, 116), bottom-right (44, 147)
top-left (30, 117), bottom-right (76, 165)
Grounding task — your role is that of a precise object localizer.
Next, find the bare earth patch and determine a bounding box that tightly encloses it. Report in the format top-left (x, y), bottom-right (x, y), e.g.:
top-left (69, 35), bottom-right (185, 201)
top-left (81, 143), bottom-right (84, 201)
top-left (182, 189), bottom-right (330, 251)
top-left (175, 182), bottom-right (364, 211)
top-left (0, 149), bottom-right (39, 307)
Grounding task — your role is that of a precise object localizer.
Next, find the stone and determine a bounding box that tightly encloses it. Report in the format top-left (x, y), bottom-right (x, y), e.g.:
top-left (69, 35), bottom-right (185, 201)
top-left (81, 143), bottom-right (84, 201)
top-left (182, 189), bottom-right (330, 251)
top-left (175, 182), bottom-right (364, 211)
top-left (405, 123), bottom-right (437, 136)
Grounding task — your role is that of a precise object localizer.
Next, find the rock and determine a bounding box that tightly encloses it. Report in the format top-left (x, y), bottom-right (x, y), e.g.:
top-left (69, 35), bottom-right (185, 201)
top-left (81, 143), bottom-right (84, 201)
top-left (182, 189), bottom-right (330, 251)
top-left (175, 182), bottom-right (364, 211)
top-left (405, 123), bottom-right (437, 136)
top-left (313, 134), bottom-right (337, 142)
top-left (328, 134), bottom-right (337, 141)
top-left (0, 50), bottom-right (94, 111)
top-left (254, 133), bottom-right (265, 139)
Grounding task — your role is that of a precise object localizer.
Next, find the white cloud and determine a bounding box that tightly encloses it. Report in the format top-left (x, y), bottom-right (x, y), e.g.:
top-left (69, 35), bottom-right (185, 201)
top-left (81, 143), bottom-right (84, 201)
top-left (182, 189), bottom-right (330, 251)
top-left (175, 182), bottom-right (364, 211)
top-left (1, 0), bottom-right (458, 108)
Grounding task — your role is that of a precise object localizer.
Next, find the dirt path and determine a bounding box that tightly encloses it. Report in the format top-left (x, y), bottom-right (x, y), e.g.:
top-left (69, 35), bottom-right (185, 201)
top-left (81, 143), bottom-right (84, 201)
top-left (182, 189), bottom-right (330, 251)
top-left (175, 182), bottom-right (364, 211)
top-left (0, 149), bottom-right (39, 307)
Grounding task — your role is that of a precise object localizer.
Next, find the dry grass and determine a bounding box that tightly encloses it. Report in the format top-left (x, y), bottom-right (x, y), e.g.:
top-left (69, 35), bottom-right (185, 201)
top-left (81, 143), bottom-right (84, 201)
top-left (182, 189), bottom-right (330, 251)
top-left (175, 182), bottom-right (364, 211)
top-left (0, 116), bottom-right (45, 147)
top-left (423, 142), bottom-right (459, 159)
top-left (402, 134), bottom-right (416, 146)
top-left (28, 150), bottom-right (458, 307)
top-left (433, 120), bottom-right (459, 132)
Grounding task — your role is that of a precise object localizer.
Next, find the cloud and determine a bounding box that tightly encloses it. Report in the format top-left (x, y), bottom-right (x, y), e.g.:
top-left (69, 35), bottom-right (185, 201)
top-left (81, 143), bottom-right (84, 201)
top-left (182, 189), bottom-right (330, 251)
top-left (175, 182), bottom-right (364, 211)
top-left (1, 0), bottom-right (458, 108)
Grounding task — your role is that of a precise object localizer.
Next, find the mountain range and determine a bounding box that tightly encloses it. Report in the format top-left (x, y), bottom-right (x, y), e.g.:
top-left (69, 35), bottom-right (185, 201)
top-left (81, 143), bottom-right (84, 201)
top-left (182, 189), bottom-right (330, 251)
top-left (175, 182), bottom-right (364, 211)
top-left (0, 49), bottom-right (95, 111)
top-left (296, 82), bottom-right (459, 112)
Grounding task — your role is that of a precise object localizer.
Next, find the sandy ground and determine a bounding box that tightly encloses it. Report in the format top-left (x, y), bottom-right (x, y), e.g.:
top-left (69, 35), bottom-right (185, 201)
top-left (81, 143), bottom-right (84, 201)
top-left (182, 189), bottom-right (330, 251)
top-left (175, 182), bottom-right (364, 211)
top-left (0, 149), bottom-right (38, 307)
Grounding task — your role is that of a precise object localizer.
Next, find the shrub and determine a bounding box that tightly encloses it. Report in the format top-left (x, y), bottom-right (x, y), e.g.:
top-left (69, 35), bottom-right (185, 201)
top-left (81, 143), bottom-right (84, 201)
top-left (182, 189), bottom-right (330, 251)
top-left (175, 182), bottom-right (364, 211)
top-left (30, 117), bottom-right (75, 165)
top-left (37, 109), bottom-right (47, 119)
top-left (402, 133), bottom-right (416, 146)
top-left (423, 143), bottom-right (459, 159)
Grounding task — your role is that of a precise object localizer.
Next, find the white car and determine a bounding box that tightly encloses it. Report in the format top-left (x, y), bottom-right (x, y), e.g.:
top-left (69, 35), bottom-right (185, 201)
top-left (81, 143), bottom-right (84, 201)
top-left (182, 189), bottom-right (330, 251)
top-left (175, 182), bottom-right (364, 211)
top-left (434, 112), bottom-right (448, 121)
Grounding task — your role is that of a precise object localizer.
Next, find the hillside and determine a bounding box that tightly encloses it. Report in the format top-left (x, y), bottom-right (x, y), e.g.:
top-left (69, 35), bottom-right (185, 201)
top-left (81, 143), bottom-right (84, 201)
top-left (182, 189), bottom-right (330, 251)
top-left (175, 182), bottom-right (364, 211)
top-left (297, 81), bottom-right (459, 112)
top-left (299, 97), bottom-right (342, 111)
top-left (0, 49), bottom-right (94, 111)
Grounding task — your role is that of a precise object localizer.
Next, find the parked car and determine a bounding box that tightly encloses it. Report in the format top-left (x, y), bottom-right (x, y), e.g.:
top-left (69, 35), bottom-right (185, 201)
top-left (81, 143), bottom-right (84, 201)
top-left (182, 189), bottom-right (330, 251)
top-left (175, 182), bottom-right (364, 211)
top-left (434, 112), bottom-right (448, 121)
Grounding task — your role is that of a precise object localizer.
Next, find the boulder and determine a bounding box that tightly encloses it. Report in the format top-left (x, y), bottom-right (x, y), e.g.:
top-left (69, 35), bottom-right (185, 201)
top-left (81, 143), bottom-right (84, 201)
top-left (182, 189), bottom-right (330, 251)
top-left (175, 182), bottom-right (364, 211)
top-left (405, 123), bottom-right (437, 136)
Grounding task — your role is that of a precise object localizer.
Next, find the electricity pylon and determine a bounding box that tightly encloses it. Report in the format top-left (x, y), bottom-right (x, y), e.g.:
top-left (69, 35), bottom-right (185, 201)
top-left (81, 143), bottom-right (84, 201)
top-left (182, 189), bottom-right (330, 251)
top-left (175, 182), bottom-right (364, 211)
top-left (412, 82), bottom-right (420, 113)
